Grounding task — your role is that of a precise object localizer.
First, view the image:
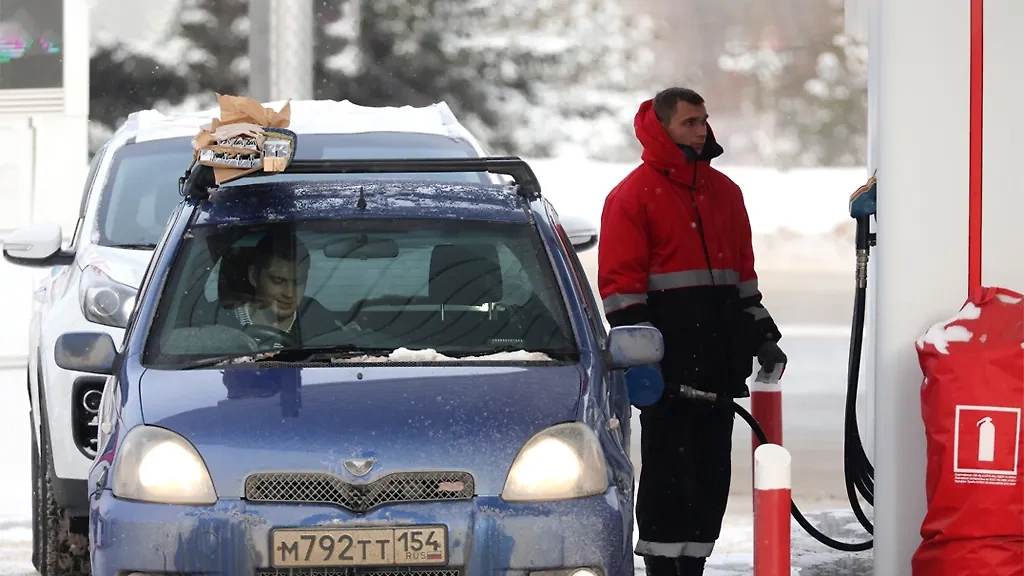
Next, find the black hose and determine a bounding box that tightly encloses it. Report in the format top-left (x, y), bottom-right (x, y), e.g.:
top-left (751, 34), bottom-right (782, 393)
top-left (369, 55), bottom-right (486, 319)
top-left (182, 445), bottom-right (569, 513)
top-left (845, 281), bottom-right (875, 534)
top-left (844, 216), bottom-right (876, 535)
top-left (733, 402), bottom-right (873, 552)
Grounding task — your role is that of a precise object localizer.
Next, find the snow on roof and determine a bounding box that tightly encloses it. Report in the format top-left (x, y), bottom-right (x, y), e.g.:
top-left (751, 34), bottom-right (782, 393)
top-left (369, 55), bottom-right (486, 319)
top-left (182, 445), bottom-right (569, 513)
top-left (121, 99), bottom-right (469, 143)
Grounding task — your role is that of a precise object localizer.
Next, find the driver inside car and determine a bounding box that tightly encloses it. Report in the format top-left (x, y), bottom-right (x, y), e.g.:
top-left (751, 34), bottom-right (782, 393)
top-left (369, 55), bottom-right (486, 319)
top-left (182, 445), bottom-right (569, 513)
top-left (219, 230), bottom-right (339, 347)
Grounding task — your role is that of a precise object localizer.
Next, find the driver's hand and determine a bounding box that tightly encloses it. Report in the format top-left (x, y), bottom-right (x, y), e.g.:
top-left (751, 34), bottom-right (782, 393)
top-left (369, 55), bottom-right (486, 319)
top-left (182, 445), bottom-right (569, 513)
top-left (341, 319), bottom-right (364, 332)
top-left (248, 297), bottom-right (280, 326)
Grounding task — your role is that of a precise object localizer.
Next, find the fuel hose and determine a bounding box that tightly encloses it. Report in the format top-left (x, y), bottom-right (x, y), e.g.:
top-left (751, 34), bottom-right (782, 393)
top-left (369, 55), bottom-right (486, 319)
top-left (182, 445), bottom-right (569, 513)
top-left (677, 383), bottom-right (874, 553)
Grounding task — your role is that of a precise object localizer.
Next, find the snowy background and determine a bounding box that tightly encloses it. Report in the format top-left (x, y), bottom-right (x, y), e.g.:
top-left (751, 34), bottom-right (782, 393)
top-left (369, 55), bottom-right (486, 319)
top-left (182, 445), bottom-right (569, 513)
top-left (1, 0), bottom-right (876, 572)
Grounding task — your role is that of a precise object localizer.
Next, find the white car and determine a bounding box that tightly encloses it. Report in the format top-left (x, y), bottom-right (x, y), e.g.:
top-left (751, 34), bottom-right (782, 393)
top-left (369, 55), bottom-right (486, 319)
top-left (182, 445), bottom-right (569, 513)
top-left (2, 99), bottom-right (598, 575)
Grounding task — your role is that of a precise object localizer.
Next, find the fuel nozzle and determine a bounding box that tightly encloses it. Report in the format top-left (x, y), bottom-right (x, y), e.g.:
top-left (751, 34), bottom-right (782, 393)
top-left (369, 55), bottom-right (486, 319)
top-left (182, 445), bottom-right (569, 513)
top-left (849, 175), bottom-right (878, 287)
top-left (679, 383), bottom-right (718, 404)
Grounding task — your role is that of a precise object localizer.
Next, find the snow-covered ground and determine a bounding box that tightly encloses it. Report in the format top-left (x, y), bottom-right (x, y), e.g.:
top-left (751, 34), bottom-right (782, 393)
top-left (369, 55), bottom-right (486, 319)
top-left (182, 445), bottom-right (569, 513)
top-left (0, 160), bottom-right (875, 573)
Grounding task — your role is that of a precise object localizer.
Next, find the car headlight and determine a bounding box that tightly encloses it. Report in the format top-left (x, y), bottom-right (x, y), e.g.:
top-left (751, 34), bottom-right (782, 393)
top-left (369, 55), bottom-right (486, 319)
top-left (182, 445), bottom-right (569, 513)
top-left (112, 425), bottom-right (217, 505)
top-left (501, 422), bottom-right (609, 502)
top-left (79, 265), bottom-right (138, 328)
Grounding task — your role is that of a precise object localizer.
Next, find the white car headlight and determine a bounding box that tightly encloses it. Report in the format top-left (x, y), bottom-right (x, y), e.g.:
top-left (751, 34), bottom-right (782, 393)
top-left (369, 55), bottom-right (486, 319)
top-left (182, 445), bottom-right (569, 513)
top-left (79, 265), bottom-right (138, 328)
top-left (112, 425), bottom-right (217, 505)
top-left (501, 422), bottom-right (609, 502)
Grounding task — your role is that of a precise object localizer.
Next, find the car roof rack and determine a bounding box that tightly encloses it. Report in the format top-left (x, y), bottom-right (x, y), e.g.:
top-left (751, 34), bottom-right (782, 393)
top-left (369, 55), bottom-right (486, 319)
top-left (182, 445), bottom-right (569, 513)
top-left (178, 156), bottom-right (543, 201)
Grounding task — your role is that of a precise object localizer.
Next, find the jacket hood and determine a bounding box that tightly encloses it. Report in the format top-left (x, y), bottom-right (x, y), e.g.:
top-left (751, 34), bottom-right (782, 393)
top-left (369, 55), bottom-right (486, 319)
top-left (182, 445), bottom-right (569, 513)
top-left (634, 98), bottom-right (724, 184)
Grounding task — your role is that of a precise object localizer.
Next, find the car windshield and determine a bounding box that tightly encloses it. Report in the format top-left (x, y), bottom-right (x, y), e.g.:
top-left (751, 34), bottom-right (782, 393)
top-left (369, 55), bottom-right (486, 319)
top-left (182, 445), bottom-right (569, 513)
top-left (142, 218), bottom-right (578, 367)
top-left (93, 133), bottom-right (489, 247)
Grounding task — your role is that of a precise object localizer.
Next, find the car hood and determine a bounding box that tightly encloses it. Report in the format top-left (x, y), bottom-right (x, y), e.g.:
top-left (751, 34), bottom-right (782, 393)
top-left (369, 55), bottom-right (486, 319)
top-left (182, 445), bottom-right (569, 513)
top-left (138, 364), bottom-right (584, 498)
top-left (79, 244), bottom-right (154, 288)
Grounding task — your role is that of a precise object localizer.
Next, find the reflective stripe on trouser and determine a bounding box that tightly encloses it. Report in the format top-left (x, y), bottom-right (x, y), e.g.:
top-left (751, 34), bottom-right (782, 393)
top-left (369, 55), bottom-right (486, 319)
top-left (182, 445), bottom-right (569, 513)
top-left (635, 540), bottom-right (715, 558)
top-left (744, 305), bottom-right (772, 320)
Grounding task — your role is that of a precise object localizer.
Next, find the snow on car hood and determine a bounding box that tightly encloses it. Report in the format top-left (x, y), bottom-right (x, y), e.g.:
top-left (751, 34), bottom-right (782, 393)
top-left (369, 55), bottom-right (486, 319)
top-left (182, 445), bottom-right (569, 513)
top-left (139, 363), bottom-right (584, 498)
top-left (80, 244), bottom-right (154, 288)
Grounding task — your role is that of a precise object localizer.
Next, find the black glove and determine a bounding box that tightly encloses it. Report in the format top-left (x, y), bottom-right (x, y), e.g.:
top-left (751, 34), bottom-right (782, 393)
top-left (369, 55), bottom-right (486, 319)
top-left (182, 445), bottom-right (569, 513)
top-left (756, 340), bottom-right (787, 373)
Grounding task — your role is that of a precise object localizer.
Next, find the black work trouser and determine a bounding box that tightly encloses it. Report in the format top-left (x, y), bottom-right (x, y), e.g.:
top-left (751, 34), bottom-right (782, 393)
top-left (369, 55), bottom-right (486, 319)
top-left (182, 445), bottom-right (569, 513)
top-left (634, 395), bottom-right (735, 569)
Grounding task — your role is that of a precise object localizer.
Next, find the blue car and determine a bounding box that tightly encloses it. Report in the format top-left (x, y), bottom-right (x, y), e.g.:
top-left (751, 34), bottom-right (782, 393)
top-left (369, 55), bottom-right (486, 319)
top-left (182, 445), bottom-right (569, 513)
top-left (54, 148), bottom-right (664, 576)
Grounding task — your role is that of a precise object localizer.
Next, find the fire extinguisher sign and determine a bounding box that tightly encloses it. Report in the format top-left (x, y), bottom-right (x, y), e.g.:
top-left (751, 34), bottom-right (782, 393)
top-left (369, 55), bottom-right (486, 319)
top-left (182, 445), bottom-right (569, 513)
top-left (953, 405), bottom-right (1022, 486)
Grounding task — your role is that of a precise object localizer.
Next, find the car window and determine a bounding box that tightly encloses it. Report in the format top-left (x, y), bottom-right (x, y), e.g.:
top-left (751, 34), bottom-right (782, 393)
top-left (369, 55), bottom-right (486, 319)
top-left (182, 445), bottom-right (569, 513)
top-left (143, 218), bottom-right (577, 366)
top-left (201, 242), bottom-right (537, 309)
top-left (91, 133), bottom-right (489, 248)
top-left (70, 142), bottom-right (108, 251)
top-left (550, 209), bottom-right (606, 341)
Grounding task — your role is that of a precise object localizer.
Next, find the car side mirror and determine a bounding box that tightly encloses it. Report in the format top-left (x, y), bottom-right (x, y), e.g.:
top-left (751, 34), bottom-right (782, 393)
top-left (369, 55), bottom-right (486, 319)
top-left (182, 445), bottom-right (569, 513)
top-left (569, 233), bottom-right (597, 252)
top-left (54, 332), bottom-right (118, 375)
top-left (2, 223), bottom-right (74, 267)
top-left (559, 214), bottom-right (599, 252)
top-left (606, 325), bottom-right (664, 369)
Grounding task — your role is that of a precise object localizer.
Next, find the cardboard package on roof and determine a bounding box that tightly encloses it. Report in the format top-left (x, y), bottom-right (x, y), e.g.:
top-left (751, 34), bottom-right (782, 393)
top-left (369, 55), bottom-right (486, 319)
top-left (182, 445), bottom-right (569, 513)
top-left (192, 94), bottom-right (293, 184)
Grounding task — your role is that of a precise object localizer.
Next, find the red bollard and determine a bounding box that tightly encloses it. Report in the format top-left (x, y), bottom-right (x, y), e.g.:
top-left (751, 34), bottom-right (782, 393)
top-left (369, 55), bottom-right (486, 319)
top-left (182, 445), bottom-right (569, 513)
top-left (750, 378), bottom-right (783, 507)
top-left (753, 443), bottom-right (792, 576)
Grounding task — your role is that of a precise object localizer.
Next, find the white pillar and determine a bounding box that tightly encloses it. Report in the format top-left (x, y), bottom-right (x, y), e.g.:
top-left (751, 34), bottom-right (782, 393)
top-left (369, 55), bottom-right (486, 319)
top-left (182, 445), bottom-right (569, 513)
top-left (248, 0), bottom-right (315, 102)
top-left (873, 0), bottom-right (971, 573)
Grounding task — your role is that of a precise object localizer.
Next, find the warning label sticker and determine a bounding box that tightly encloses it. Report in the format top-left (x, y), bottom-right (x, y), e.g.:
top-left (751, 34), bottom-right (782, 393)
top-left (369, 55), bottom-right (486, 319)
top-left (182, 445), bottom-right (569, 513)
top-left (953, 405), bottom-right (1021, 486)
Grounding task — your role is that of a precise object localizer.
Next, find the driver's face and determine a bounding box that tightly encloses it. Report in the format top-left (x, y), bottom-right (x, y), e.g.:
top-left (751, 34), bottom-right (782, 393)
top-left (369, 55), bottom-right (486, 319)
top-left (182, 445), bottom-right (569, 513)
top-left (251, 257), bottom-right (308, 320)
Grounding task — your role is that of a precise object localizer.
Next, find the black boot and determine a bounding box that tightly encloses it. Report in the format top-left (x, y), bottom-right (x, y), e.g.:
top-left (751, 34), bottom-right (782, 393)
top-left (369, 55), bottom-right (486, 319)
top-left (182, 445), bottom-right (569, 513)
top-left (674, 556), bottom-right (707, 576)
top-left (642, 555), bottom-right (680, 576)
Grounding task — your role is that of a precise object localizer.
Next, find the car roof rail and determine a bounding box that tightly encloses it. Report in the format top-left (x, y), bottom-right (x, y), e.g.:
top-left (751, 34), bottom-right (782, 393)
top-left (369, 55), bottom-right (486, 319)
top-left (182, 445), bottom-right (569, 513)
top-left (179, 156), bottom-right (543, 201)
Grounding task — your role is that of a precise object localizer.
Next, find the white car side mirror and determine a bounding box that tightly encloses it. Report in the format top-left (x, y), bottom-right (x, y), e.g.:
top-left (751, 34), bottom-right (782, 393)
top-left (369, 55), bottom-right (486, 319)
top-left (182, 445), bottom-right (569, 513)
top-left (606, 325), bottom-right (665, 368)
top-left (2, 223), bottom-right (73, 267)
top-left (560, 213), bottom-right (598, 252)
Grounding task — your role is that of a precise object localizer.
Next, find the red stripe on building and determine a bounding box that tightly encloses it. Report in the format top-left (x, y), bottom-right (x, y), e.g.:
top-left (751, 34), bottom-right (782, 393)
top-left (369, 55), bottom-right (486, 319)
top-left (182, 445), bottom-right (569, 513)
top-left (968, 0), bottom-right (984, 294)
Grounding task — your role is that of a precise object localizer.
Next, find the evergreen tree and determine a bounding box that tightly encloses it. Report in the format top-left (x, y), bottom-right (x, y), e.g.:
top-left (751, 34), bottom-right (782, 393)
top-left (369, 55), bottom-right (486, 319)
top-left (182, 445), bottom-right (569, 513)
top-left (470, 0), bottom-right (655, 159)
top-left (170, 0), bottom-right (249, 107)
top-left (717, 0), bottom-right (867, 167)
top-left (313, 0), bottom-right (350, 100)
top-left (88, 40), bottom-right (190, 152)
top-left (312, 0), bottom-right (653, 159)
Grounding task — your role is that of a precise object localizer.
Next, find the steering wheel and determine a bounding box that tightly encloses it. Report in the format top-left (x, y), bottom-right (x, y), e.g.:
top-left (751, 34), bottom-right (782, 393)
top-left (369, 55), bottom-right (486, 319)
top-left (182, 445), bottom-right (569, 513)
top-left (243, 323), bottom-right (297, 348)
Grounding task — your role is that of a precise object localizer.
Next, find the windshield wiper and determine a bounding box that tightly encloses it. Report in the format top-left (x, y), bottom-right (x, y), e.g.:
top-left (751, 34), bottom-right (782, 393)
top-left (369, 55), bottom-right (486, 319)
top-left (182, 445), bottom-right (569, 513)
top-left (110, 243), bottom-right (157, 250)
top-left (442, 345), bottom-right (578, 360)
top-left (179, 350), bottom-right (284, 370)
top-left (179, 345), bottom-right (394, 369)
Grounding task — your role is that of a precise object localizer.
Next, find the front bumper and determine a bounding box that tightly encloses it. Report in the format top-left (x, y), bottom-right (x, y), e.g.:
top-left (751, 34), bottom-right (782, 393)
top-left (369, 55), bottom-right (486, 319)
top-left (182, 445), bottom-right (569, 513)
top-left (90, 490), bottom-right (633, 576)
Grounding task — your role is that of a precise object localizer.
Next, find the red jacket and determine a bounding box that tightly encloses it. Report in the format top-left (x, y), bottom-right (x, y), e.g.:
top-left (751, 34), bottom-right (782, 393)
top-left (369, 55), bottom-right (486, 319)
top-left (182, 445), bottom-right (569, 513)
top-left (598, 99), bottom-right (780, 397)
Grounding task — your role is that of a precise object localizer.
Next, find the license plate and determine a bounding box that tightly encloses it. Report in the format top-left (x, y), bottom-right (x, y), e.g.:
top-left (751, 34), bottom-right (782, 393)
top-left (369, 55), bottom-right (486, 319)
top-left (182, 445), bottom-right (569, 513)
top-left (270, 525), bottom-right (448, 568)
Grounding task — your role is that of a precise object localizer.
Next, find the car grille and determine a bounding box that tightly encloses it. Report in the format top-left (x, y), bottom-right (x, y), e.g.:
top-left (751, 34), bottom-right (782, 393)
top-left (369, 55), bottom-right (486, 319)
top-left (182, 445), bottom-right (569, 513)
top-left (244, 471), bottom-right (475, 512)
top-left (258, 569), bottom-right (460, 576)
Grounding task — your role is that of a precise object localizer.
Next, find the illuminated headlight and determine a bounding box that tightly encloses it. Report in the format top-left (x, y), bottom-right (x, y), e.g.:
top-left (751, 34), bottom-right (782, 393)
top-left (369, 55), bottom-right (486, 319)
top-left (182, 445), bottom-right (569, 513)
top-left (112, 425), bottom-right (217, 505)
top-left (79, 266), bottom-right (137, 328)
top-left (501, 422), bottom-right (609, 502)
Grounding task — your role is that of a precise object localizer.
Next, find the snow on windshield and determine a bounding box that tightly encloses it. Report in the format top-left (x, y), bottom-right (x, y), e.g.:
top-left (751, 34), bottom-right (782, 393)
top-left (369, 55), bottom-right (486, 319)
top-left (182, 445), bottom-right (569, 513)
top-left (331, 347), bottom-right (554, 363)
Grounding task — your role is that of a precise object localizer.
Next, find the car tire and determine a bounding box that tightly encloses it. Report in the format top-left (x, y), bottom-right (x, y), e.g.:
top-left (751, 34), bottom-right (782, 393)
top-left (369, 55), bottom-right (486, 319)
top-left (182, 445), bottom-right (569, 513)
top-left (40, 418), bottom-right (91, 576)
top-left (31, 414), bottom-right (41, 572)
